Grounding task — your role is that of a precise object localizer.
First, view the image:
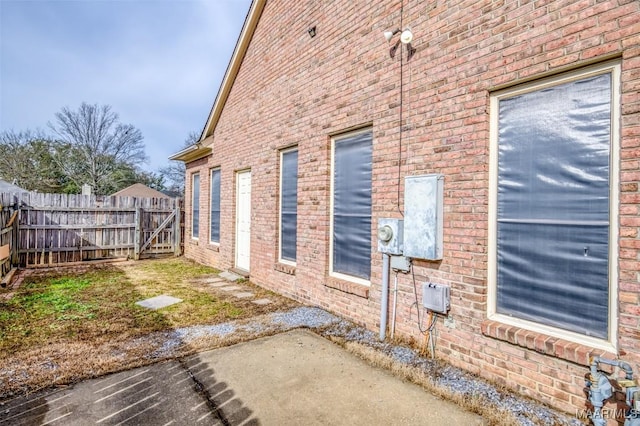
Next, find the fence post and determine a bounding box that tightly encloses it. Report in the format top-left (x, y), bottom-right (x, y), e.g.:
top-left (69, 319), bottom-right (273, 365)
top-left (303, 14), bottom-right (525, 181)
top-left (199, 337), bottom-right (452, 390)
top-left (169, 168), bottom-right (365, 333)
top-left (11, 207), bottom-right (19, 267)
top-left (174, 200), bottom-right (181, 256)
top-left (134, 207), bottom-right (142, 260)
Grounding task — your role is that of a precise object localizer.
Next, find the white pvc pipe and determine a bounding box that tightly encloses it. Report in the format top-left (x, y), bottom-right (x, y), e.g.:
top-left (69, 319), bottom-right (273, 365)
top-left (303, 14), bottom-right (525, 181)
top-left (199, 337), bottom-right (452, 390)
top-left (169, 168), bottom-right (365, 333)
top-left (379, 253), bottom-right (390, 341)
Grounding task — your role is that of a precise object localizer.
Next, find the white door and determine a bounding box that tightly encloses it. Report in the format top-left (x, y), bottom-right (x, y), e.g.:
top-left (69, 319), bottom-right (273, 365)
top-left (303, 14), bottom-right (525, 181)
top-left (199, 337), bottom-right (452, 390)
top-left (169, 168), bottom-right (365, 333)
top-left (235, 170), bottom-right (251, 272)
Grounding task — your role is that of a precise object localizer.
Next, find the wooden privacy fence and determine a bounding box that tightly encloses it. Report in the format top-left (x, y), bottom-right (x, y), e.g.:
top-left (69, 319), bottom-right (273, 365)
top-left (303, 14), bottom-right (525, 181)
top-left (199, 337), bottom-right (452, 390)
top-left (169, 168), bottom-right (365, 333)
top-left (0, 201), bottom-right (19, 285)
top-left (0, 192), bottom-right (183, 278)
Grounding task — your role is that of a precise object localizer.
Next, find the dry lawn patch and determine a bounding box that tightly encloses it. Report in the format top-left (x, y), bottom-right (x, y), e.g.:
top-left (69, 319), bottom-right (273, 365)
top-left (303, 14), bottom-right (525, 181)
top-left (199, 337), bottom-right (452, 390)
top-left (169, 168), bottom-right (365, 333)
top-left (0, 257), bottom-right (298, 398)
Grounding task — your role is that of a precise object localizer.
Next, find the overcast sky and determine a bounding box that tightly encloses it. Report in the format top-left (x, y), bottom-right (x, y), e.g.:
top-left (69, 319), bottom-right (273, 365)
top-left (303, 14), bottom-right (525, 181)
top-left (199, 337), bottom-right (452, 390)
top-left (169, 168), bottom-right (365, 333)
top-left (0, 0), bottom-right (252, 173)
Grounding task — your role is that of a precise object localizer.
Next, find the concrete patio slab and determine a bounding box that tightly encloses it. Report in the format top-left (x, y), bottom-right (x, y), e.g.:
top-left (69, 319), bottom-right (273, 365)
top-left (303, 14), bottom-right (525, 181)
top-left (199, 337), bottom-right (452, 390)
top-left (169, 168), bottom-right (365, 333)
top-left (0, 361), bottom-right (217, 426)
top-left (1, 330), bottom-right (485, 425)
top-left (135, 294), bottom-right (182, 310)
top-left (190, 329), bottom-right (485, 425)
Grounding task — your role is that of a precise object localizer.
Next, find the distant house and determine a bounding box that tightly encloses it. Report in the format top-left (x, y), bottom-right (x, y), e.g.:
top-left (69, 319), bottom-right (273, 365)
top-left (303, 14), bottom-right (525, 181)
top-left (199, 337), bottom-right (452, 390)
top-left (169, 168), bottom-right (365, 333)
top-left (0, 179), bottom-right (27, 193)
top-left (111, 183), bottom-right (170, 199)
top-left (171, 0), bottom-right (639, 416)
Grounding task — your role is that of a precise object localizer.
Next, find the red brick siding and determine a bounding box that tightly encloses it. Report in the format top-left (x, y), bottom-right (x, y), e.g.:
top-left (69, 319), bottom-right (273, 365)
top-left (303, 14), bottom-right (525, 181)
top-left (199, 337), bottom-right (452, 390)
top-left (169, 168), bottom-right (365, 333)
top-left (183, 0), bottom-right (640, 415)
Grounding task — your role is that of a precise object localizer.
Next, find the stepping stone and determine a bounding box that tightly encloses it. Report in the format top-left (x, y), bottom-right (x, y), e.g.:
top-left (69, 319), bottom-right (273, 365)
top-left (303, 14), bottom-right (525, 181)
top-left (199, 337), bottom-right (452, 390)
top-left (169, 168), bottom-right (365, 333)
top-left (252, 298), bottom-right (273, 305)
top-left (209, 282), bottom-right (231, 288)
top-left (136, 295), bottom-right (183, 310)
top-left (218, 285), bottom-right (242, 292)
top-left (219, 271), bottom-right (243, 281)
top-left (233, 292), bottom-right (255, 299)
top-left (202, 277), bottom-right (226, 284)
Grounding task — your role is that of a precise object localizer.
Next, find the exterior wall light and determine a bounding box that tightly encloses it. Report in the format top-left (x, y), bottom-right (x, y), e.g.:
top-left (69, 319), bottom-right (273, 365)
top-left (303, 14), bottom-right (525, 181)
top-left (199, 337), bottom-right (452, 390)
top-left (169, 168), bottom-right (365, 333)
top-left (384, 28), bottom-right (416, 61)
top-left (308, 26), bottom-right (317, 38)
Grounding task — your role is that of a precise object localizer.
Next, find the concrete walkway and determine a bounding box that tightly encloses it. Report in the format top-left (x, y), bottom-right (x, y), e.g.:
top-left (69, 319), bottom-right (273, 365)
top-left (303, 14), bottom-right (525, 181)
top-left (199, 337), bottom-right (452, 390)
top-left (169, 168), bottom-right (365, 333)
top-left (0, 330), bottom-right (485, 425)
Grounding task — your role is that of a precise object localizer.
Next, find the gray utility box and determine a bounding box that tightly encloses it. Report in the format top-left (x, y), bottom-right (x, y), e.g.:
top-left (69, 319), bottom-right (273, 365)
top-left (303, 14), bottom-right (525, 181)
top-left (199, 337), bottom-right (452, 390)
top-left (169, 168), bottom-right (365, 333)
top-left (422, 282), bottom-right (450, 314)
top-left (403, 174), bottom-right (444, 260)
top-left (377, 218), bottom-right (404, 255)
top-left (390, 255), bottom-right (411, 272)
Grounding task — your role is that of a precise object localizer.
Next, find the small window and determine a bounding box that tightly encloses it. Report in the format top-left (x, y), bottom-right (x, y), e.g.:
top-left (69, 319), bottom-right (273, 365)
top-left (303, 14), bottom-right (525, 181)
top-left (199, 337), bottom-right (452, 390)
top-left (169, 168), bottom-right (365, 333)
top-left (489, 61), bottom-right (620, 346)
top-left (210, 168), bottom-right (221, 243)
top-left (191, 173), bottom-right (200, 239)
top-left (279, 148), bottom-right (298, 264)
top-left (331, 129), bottom-right (372, 283)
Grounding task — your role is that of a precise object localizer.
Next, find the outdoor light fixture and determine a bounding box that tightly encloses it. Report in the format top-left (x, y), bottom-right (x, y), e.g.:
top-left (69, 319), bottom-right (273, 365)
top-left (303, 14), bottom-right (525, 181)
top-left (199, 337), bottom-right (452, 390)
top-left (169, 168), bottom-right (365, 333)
top-left (400, 29), bottom-right (413, 44)
top-left (308, 26), bottom-right (317, 38)
top-left (384, 29), bottom-right (401, 42)
top-left (384, 28), bottom-right (416, 61)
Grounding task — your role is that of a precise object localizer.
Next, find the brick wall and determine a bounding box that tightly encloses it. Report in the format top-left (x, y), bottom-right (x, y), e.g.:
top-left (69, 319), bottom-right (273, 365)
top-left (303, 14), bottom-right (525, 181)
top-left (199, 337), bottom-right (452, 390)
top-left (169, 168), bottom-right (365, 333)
top-left (184, 0), bottom-right (640, 415)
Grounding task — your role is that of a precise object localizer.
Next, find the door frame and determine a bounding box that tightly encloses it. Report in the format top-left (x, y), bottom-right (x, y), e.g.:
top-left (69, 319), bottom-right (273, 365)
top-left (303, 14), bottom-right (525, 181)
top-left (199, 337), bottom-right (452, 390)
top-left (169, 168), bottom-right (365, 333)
top-left (235, 169), bottom-right (251, 272)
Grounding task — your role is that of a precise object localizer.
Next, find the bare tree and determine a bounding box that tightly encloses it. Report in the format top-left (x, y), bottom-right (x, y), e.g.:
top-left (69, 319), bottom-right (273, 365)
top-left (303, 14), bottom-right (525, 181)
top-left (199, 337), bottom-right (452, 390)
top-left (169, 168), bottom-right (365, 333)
top-left (49, 103), bottom-right (147, 195)
top-left (158, 131), bottom-right (199, 196)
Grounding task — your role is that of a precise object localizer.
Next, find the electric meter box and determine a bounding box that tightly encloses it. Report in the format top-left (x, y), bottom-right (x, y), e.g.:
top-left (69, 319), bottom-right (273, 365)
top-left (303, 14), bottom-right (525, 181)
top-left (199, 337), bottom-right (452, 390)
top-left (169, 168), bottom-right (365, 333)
top-left (377, 218), bottom-right (404, 255)
top-left (422, 282), bottom-right (450, 314)
top-left (403, 174), bottom-right (444, 260)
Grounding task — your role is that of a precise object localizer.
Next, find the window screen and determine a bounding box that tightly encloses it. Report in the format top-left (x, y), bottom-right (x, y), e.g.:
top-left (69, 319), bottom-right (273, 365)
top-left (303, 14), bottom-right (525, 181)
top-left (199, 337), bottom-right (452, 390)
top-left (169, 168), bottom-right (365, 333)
top-left (210, 169), bottom-right (221, 243)
top-left (280, 149), bottom-right (298, 262)
top-left (333, 131), bottom-right (372, 280)
top-left (192, 173), bottom-right (200, 238)
top-left (496, 73), bottom-right (612, 338)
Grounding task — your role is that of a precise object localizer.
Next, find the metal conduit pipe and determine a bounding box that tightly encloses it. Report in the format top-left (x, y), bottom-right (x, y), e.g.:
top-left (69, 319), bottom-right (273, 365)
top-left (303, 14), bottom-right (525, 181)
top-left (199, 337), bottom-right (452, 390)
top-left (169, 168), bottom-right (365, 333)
top-left (592, 356), bottom-right (634, 380)
top-left (390, 272), bottom-right (399, 340)
top-left (379, 253), bottom-right (391, 341)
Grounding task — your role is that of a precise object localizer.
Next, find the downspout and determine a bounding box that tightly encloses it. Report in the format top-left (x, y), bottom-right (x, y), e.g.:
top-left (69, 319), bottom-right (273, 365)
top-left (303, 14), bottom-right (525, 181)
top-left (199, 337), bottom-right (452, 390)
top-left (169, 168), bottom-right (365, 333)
top-left (379, 253), bottom-right (391, 341)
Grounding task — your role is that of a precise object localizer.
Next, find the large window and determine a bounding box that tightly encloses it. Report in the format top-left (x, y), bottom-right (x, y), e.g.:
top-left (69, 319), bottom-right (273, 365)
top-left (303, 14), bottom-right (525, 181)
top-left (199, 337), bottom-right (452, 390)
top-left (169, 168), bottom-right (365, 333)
top-left (191, 173), bottom-right (200, 239)
top-left (331, 129), bottom-right (372, 283)
top-left (279, 148), bottom-right (298, 264)
top-left (489, 61), bottom-right (620, 347)
top-left (210, 168), bottom-right (221, 243)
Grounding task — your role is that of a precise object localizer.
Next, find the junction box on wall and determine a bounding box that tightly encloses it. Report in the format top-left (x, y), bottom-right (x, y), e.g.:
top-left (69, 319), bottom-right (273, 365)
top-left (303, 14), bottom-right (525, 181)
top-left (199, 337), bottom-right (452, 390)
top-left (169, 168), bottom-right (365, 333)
top-left (422, 282), bottom-right (450, 314)
top-left (403, 174), bottom-right (444, 260)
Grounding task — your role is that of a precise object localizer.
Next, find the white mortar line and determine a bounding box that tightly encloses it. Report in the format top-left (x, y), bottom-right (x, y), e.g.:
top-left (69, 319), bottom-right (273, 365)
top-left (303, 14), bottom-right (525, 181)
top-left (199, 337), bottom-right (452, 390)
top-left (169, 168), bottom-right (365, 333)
top-left (94, 369), bottom-right (150, 393)
top-left (190, 400), bottom-right (207, 411)
top-left (41, 411), bottom-right (72, 425)
top-left (96, 392), bottom-right (159, 424)
top-left (0, 394), bottom-right (69, 423)
top-left (94, 377), bottom-right (152, 403)
top-left (114, 401), bottom-right (162, 426)
top-left (197, 411), bottom-right (213, 422)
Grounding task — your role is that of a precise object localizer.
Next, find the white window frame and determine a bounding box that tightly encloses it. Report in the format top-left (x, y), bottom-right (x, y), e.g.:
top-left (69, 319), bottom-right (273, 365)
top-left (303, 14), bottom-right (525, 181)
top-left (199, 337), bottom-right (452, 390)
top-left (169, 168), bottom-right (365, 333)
top-left (487, 60), bottom-right (620, 352)
top-left (191, 172), bottom-right (200, 240)
top-left (209, 167), bottom-right (221, 245)
top-left (279, 147), bottom-right (298, 266)
top-left (329, 128), bottom-right (372, 286)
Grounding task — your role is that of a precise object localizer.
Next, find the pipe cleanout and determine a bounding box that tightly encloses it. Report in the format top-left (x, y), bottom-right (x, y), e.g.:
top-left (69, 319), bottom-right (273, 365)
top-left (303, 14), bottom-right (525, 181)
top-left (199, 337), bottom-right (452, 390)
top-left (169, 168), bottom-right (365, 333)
top-left (379, 253), bottom-right (391, 341)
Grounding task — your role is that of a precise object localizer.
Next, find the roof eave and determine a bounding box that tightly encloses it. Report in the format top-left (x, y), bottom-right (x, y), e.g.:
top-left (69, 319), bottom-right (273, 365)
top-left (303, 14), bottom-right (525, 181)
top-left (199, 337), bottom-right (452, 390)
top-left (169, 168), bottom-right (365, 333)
top-left (199, 0), bottom-right (267, 141)
top-left (168, 144), bottom-right (212, 163)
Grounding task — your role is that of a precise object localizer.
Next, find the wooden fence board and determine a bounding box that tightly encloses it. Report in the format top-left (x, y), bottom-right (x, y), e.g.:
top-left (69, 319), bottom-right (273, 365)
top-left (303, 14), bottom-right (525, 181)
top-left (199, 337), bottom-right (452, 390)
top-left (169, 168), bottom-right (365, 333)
top-left (0, 191), bottom-right (184, 273)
